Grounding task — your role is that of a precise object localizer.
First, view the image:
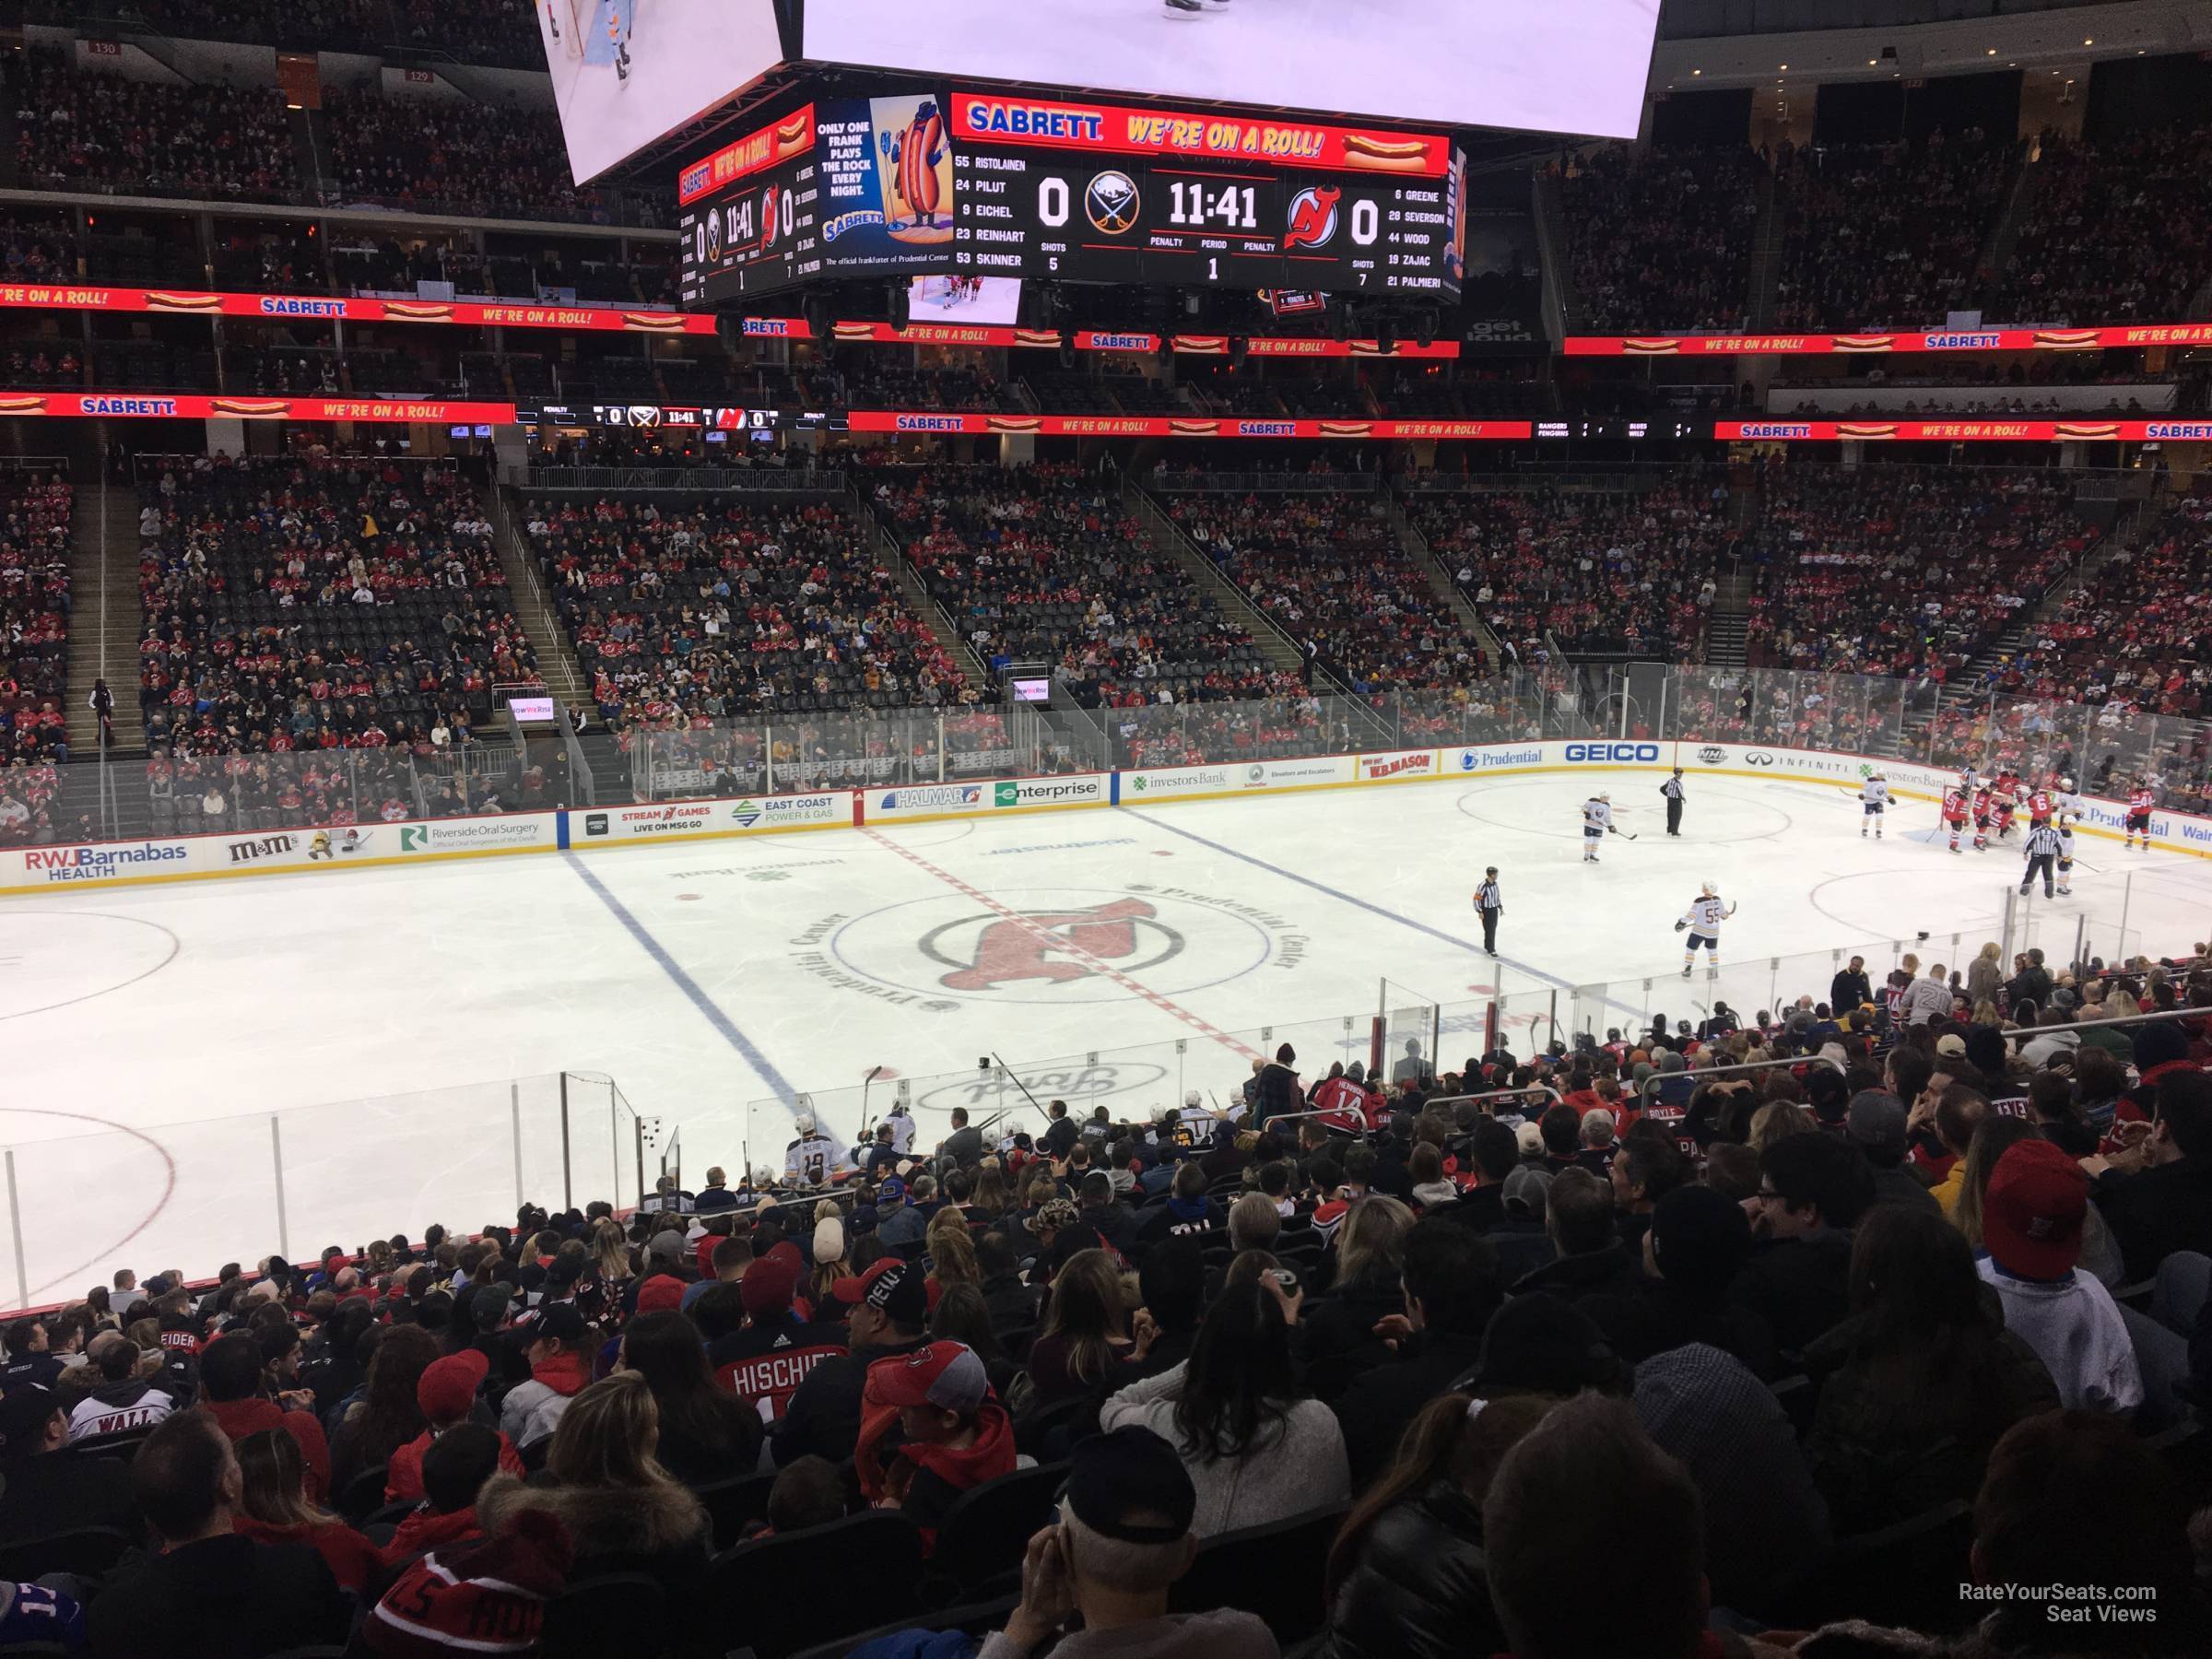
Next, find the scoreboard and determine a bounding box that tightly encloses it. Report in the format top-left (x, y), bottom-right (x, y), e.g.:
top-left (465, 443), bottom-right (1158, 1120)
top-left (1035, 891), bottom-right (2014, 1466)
top-left (680, 87), bottom-right (1464, 306)
top-left (953, 151), bottom-right (1461, 294)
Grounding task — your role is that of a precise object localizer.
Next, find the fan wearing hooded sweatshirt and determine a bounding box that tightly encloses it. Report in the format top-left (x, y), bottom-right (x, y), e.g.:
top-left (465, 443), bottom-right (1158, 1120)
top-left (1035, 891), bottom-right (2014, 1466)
top-left (853, 1341), bottom-right (1016, 1553)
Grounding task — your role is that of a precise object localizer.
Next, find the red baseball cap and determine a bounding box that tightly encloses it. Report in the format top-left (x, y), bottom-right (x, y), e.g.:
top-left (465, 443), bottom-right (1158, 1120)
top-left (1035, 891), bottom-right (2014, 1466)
top-left (417, 1349), bottom-right (489, 1425)
top-left (869, 1340), bottom-right (989, 1412)
top-left (635, 1274), bottom-right (688, 1315)
top-left (1983, 1138), bottom-right (2088, 1280)
top-left (739, 1249), bottom-right (801, 1319)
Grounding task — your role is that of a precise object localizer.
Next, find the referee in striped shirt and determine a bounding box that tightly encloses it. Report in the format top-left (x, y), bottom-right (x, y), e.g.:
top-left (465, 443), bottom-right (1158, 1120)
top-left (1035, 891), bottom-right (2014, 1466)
top-left (2020, 821), bottom-right (2064, 898)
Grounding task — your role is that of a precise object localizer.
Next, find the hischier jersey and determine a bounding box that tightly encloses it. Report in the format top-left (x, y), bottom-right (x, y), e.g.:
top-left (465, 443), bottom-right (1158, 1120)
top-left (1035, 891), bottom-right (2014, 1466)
top-left (784, 1132), bottom-right (847, 1185)
top-left (710, 1325), bottom-right (850, 1423)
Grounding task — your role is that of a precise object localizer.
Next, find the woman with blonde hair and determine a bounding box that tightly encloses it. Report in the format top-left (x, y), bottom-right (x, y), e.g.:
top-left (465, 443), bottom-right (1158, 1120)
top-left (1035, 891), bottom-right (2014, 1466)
top-left (1026, 1247), bottom-right (1152, 1404)
top-left (1966, 941), bottom-right (2004, 1007)
top-left (235, 1429), bottom-right (382, 1594)
top-left (970, 1158), bottom-right (1011, 1220)
top-left (925, 1214), bottom-right (982, 1292)
top-left (1305, 1197), bottom-right (1414, 1389)
top-left (590, 1218), bottom-right (634, 1290)
top-left (1748, 1101), bottom-right (1817, 1155)
top-left (477, 1371), bottom-right (710, 1595)
top-left (807, 1215), bottom-right (848, 1310)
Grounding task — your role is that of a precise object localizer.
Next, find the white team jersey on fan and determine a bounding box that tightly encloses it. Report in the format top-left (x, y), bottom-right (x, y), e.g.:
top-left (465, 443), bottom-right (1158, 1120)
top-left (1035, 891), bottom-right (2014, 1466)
top-left (784, 1132), bottom-right (848, 1185)
top-left (1583, 799), bottom-right (1613, 832)
top-left (1681, 896), bottom-right (1733, 933)
top-left (1860, 780), bottom-right (1891, 806)
top-left (880, 1109), bottom-right (916, 1153)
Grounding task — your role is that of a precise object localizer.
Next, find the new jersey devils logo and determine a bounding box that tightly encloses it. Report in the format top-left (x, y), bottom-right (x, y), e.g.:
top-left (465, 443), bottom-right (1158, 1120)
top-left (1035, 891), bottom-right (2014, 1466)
top-left (1285, 186), bottom-right (1342, 251)
top-left (927, 898), bottom-right (1182, 991)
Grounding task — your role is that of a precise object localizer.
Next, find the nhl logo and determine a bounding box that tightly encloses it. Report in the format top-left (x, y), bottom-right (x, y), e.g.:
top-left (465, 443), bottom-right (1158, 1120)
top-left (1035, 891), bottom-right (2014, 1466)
top-left (1698, 746), bottom-right (1725, 764)
top-left (1085, 171), bottom-right (1141, 235)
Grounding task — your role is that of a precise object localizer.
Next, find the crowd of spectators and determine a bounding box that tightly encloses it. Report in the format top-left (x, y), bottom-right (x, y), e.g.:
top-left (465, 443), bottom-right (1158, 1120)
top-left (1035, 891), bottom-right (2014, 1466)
top-left (135, 454), bottom-right (540, 829)
top-left (0, 468), bottom-right (73, 847)
top-left (323, 89), bottom-right (618, 224)
top-left (1988, 122), bottom-right (2212, 326)
top-left (876, 465), bottom-right (1301, 710)
top-left (1771, 131), bottom-right (2020, 331)
top-left (1742, 465), bottom-right (2098, 677)
top-left (1169, 489), bottom-right (1487, 693)
top-left (37, 0), bottom-right (548, 67)
top-left (3, 944), bottom-right (2207, 1657)
top-left (1413, 473), bottom-right (1735, 663)
top-left (0, 210), bottom-right (76, 282)
top-left (1559, 145), bottom-right (1763, 334)
top-left (522, 491), bottom-right (972, 737)
top-left (13, 47), bottom-right (298, 202)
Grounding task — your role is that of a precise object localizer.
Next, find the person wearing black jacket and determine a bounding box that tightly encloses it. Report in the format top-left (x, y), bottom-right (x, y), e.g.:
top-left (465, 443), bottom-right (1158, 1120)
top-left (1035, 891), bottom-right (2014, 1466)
top-left (1135, 1161), bottom-right (1223, 1246)
top-left (771, 1260), bottom-right (931, 1467)
top-left (1255, 1044), bottom-right (1302, 1129)
top-left (1829, 957), bottom-right (1872, 1018)
top-left (1333, 1222), bottom-right (1500, 1490)
top-left (0, 1387), bottom-right (141, 1546)
top-left (85, 1410), bottom-right (347, 1659)
top-left (1508, 1170), bottom-right (1641, 1305)
top-left (1730, 1132), bottom-right (1873, 1359)
top-left (1041, 1100), bottom-right (1080, 1159)
top-left (1438, 1119), bottom-right (1519, 1234)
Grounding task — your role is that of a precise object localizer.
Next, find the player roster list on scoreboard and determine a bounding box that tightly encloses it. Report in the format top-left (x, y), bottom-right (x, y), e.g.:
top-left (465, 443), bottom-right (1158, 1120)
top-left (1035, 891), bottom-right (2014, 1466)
top-left (947, 91), bottom-right (1465, 297)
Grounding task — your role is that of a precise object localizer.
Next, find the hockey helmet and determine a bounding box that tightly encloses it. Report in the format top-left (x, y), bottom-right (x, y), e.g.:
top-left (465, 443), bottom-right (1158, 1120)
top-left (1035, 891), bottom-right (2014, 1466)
top-left (794, 1106), bottom-right (817, 1135)
top-left (1700, 879), bottom-right (1719, 896)
top-left (1597, 792), bottom-right (1611, 803)
top-left (2058, 775), bottom-right (2074, 792)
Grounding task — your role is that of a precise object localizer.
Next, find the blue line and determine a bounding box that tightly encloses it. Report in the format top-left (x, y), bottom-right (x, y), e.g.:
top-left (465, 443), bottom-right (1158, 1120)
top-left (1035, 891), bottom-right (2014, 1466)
top-left (565, 853), bottom-right (798, 1098)
top-left (1123, 806), bottom-right (1648, 1021)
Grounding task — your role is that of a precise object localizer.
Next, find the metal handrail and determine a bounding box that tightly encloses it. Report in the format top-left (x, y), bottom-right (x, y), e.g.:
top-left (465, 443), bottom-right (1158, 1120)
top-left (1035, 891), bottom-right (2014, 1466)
top-left (1986, 1006), bottom-right (2208, 1046)
top-left (1635, 1055), bottom-right (1845, 1103)
top-left (1425, 1085), bottom-right (1567, 1113)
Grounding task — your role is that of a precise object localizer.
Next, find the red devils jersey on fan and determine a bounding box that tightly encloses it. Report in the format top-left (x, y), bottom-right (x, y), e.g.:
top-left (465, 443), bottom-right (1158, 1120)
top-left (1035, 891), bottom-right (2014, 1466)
top-left (2130, 789), bottom-right (2156, 815)
top-left (1942, 788), bottom-right (1968, 824)
top-left (1308, 1076), bottom-right (1366, 1135)
top-left (710, 1324), bottom-right (849, 1422)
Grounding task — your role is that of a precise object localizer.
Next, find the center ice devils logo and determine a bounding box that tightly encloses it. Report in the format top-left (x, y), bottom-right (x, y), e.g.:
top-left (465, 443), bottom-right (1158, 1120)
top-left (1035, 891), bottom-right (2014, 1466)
top-left (1284, 186), bottom-right (1342, 251)
top-left (928, 898), bottom-right (1181, 992)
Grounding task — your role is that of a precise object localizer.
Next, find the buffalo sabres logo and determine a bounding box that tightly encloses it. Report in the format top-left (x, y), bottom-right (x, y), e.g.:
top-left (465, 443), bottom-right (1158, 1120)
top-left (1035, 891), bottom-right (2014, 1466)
top-left (1284, 186), bottom-right (1341, 251)
top-left (1085, 171), bottom-right (1141, 235)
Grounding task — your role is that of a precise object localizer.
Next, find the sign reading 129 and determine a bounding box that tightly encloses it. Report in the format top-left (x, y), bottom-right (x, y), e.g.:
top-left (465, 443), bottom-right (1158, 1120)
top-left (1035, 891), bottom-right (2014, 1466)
top-left (1165, 182), bottom-right (1259, 229)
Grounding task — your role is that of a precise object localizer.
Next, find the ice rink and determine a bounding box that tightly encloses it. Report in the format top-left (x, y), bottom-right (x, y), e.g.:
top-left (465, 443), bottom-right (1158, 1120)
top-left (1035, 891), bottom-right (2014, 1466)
top-left (5, 767), bottom-right (2208, 1300)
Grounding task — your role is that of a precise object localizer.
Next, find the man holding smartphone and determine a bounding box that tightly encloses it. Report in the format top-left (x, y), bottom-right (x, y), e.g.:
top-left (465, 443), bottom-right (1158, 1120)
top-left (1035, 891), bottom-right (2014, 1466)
top-left (983, 1425), bottom-right (1277, 1659)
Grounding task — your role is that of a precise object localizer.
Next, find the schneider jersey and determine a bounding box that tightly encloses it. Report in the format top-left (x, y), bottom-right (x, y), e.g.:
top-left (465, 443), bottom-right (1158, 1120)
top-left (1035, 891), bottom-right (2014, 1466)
top-left (1681, 896), bottom-right (1734, 936)
top-left (784, 1132), bottom-right (849, 1186)
top-left (1583, 799), bottom-right (1613, 834)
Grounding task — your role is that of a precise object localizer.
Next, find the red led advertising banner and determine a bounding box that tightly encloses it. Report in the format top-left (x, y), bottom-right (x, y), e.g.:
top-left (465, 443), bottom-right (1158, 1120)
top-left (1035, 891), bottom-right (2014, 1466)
top-left (1570, 324), bottom-right (2212, 357)
top-left (949, 89), bottom-right (1448, 177)
top-left (1716, 418), bottom-right (2211, 442)
top-left (0, 282), bottom-right (717, 336)
top-left (843, 412), bottom-right (1528, 440)
top-left (0, 393), bottom-right (521, 423)
top-left (677, 104), bottom-right (817, 207)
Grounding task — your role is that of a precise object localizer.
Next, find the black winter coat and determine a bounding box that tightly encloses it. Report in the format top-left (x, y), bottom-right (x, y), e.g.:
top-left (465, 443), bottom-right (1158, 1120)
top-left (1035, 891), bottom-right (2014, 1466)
top-left (1323, 1477), bottom-right (1501, 1659)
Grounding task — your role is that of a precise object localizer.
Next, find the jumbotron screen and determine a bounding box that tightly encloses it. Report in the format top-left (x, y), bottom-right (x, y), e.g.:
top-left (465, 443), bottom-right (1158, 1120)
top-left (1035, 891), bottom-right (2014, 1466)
top-left (802, 0), bottom-right (1660, 140)
top-left (542, 0), bottom-right (785, 184)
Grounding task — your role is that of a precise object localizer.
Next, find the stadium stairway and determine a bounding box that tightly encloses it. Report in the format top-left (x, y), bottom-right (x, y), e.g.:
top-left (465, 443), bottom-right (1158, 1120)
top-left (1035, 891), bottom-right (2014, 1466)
top-left (1976, 144), bottom-right (2043, 300)
top-left (1388, 491), bottom-right (1505, 668)
top-left (1704, 567), bottom-right (1752, 668)
top-left (1746, 167), bottom-right (1783, 330)
top-left (853, 487), bottom-right (991, 688)
top-left (487, 482), bottom-right (585, 709)
top-left (64, 479), bottom-right (146, 759)
top-left (1120, 477), bottom-right (1310, 684)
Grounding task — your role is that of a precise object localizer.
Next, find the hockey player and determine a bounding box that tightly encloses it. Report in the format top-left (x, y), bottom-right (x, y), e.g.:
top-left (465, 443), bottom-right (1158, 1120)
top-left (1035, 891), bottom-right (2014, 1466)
top-left (1859, 771), bottom-right (1891, 839)
top-left (2052, 775), bottom-right (2086, 896)
top-left (1971, 784), bottom-right (1994, 853)
top-left (1581, 793), bottom-right (1615, 863)
top-left (880, 1100), bottom-right (916, 1156)
top-left (1675, 881), bottom-right (1736, 978)
top-left (606, 1), bottom-right (630, 82)
top-left (1991, 771), bottom-right (2020, 840)
top-left (784, 1108), bottom-right (848, 1188)
top-left (1941, 782), bottom-right (1971, 853)
top-left (2025, 779), bottom-right (2054, 827)
top-left (2125, 778), bottom-right (2157, 852)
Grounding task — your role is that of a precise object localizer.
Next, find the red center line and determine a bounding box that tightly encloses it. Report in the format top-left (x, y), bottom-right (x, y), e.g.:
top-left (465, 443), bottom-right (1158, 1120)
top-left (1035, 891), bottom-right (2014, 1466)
top-left (862, 829), bottom-right (1259, 1062)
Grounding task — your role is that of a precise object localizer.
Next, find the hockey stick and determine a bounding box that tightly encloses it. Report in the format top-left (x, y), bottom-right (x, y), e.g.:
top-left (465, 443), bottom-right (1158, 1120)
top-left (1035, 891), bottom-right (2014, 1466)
top-left (1609, 826), bottom-right (1639, 842)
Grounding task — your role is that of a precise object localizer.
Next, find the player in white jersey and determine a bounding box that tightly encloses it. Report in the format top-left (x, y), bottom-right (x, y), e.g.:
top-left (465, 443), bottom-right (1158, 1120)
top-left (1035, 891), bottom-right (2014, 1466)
top-left (1675, 880), bottom-right (1736, 977)
top-left (879, 1101), bottom-right (917, 1155)
top-left (1859, 771), bottom-right (1891, 838)
top-left (2051, 775), bottom-right (2086, 895)
top-left (783, 1109), bottom-right (850, 1188)
top-left (1582, 794), bottom-right (1614, 863)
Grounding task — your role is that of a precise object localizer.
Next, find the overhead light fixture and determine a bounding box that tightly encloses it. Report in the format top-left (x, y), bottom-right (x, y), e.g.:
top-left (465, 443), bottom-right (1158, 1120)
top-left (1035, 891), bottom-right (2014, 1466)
top-left (2083, 38), bottom-right (2093, 45)
top-left (1692, 68), bottom-right (1701, 76)
top-left (1778, 64), bottom-right (1788, 71)
top-left (1986, 48), bottom-right (1996, 55)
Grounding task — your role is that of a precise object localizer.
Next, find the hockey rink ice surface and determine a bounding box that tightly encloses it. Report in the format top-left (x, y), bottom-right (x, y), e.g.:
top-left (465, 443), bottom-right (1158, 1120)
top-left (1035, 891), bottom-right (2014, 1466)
top-left (5, 768), bottom-right (2209, 1297)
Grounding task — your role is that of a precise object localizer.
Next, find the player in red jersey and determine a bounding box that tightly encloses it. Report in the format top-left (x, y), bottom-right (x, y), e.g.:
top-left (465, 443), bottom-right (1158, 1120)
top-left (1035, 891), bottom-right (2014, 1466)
top-left (1971, 786), bottom-right (1994, 853)
top-left (2125, 780), bottom-right (2157, 851)
top-left (1991, 771), bottom-right (2019, 838)
top-left (2026, 782), bottom-right (2053, 826)
top-left (1942, 785), bottom-right (1970, 854)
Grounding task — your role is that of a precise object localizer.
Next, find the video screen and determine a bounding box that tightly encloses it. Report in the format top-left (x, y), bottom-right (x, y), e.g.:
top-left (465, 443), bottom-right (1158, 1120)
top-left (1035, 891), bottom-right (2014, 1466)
top-left (908, 274), bottom-right (1022, 325)
top-left (542, 0), bottom-right (786, 184)
top-left (801, 0), bottom-right (1659, 141)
